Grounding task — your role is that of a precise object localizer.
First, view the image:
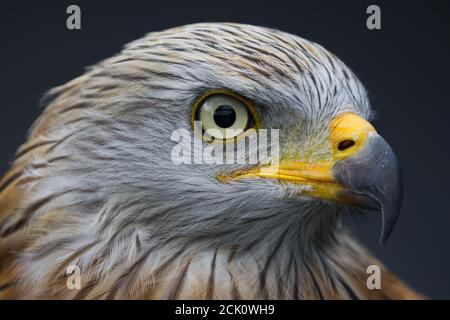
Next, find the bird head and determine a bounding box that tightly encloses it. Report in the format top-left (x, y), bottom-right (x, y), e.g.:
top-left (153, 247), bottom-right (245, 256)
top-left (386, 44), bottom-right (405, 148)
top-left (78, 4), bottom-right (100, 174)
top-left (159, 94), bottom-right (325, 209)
top-left (67, 23), bottom-right (399, 250)
top-left (2, 24), bottom-right (402, 286)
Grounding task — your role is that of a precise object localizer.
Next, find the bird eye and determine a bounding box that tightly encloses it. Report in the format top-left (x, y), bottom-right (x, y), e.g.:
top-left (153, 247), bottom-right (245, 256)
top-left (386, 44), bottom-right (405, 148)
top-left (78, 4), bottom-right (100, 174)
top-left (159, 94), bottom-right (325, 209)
top-left (192, 91), bottom-right (259, 141)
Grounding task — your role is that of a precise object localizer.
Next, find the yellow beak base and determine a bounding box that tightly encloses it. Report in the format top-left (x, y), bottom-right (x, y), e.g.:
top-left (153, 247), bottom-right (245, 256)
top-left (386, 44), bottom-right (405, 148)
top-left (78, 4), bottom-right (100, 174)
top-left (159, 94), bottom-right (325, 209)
top-left (219, 113), bottom-right (376, 204)
top-left (217, 113), bottom-right (403, 243)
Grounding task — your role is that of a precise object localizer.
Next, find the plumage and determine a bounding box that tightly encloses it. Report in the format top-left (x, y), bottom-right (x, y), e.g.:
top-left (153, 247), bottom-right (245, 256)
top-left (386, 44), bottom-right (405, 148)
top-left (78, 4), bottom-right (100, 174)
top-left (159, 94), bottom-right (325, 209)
top-left (0, 23), bottom-right (421, 299)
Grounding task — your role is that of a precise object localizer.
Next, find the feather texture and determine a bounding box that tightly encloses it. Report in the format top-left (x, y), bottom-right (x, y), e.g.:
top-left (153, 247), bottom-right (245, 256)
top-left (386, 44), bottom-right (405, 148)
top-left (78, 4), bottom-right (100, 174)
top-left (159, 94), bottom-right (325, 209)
top-left (0, 23), bottom-right (421, 299)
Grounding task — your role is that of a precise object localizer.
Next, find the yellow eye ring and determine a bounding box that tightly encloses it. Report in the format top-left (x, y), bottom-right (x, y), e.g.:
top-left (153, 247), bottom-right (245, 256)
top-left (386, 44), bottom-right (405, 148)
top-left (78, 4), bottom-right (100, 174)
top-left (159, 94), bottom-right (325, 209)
top-left (191, 89), bottom-right (262, 143)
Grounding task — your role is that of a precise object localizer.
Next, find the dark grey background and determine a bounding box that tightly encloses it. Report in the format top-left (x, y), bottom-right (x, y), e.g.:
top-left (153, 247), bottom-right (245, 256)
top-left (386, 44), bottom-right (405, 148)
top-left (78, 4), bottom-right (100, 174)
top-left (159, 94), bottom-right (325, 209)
top-left (1, 0), bottom-right (449, 298)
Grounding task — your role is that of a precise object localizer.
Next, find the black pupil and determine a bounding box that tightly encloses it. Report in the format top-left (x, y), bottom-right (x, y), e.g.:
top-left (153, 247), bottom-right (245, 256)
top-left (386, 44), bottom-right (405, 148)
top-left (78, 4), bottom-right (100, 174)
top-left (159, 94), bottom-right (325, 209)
top-left (213, 105), bottom-right (236, 128)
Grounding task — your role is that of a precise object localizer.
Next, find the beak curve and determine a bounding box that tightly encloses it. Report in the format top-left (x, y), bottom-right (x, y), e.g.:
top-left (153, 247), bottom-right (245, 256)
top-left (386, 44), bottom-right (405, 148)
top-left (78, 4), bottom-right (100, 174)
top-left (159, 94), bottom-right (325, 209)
top-left (332, 133), bottom-right (403, 244)
top-left (218, 113), bottom-right (403, 244)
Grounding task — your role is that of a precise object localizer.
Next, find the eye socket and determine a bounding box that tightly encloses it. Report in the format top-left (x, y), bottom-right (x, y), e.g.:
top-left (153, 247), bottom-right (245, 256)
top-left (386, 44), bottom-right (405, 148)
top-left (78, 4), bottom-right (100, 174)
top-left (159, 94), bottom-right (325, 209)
top-left (192, 91), bottom-right (259, 141)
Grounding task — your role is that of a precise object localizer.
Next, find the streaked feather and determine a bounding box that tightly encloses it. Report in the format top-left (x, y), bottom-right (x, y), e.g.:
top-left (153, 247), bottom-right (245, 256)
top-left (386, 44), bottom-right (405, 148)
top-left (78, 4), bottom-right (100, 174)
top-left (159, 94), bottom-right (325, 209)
top-left (0, 23), bottom-right (421, 299)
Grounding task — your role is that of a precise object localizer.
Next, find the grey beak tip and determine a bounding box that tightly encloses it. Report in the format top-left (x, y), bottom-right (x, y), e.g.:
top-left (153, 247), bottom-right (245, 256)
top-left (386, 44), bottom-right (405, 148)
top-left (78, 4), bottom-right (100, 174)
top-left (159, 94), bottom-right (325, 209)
top-left (379, 198), bottom-right (402, 245)
top-left (333, 134), bottom-right (403, 245)
top-left (379, 224), bottom-right (392, 245)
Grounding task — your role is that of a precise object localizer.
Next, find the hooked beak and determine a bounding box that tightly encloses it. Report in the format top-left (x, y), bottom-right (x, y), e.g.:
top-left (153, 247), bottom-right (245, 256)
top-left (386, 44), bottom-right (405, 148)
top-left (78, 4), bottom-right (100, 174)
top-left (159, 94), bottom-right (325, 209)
top-left (220, 113), bottom-right (403, 244)
top-left (332, 132), bottom-right (402, 244)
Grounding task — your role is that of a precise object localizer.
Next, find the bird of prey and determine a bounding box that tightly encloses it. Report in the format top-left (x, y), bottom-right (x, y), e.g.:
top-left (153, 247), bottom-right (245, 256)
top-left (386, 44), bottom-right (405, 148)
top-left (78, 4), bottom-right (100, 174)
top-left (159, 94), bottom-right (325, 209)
top-left (0, 23), bottom-right (421, 299)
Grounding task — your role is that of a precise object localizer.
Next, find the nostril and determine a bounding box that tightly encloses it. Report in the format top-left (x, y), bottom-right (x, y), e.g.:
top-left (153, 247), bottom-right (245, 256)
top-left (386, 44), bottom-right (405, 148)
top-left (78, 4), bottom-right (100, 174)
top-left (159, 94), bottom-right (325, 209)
top-left (338, 139), bottom-right (355, 151)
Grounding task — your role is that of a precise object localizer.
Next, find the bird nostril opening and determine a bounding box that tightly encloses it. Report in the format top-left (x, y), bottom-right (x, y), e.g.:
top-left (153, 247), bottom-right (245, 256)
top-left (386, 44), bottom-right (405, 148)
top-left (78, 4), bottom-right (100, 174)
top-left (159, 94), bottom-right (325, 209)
top-left (338, 139), bottom-right (356, 151)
